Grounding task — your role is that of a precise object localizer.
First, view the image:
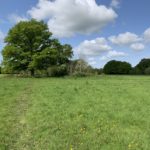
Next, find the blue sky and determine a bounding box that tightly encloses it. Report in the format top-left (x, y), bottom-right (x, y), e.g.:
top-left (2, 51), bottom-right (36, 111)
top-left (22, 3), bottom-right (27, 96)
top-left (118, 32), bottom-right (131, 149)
top-left (0, 0), bottom-right (150, 68)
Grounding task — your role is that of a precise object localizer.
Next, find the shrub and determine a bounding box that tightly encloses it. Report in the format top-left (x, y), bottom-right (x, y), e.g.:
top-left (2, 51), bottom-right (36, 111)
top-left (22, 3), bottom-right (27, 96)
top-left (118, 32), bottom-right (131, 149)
top-left (145, 67), bottom-right (150, 75)
top-left (34, 70), bottom-right (47, 78)
top-left (47, 64), bottom-right (68, 77)
top-left (68, 59), bottom-right (95, 76)
top-left (93, 68), bottom-right (103, 75)
top-left (72, 72), bottom-right (87, 77)
top-left (129, 67), bottom-right (142, 75)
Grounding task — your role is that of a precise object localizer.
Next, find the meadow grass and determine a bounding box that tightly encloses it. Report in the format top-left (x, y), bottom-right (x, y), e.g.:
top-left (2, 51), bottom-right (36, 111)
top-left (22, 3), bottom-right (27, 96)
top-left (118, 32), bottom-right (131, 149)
top-left (0, 75), bottom-right (150, 150)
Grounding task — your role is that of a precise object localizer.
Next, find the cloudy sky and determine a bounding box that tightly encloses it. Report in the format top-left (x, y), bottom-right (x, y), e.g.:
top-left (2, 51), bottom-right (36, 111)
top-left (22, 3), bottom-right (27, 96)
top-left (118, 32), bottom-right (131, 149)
top-left (0, 0), bottom-right (150, 68)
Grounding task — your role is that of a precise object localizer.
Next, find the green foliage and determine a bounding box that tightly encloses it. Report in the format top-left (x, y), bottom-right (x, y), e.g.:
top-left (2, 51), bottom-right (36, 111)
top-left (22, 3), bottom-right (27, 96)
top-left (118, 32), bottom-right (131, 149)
top-left (1, 76), bottom-right (150, 149)
top-left (34, 70), bottom-right (48, 78)
top-left (144, 67), bottom-right (150, 75)
top-left (136, 58), bottom-right (150, 74)
top-left (129, 67), bottom-right (142, 75)
top-left (72, 72), bottom-right (88, 77)
top-left (92, 68), bottom-right (103, 75)
top-left (103, 60), bottom-right (132, 74)
top-left (2, 19), bottom-right (73, 76)
top-left (47, 64), bottom-right (68, 77)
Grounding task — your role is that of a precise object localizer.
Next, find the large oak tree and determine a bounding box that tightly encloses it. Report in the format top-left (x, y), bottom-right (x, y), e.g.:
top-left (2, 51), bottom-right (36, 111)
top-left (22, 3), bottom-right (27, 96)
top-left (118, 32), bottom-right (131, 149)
top-left (2, 19), bottom-right (73, 76)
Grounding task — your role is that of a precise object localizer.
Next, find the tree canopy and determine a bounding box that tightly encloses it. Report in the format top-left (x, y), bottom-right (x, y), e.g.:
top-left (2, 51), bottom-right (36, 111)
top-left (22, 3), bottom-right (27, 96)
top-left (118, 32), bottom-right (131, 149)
top-left (135, 58), bottom-right (150, 74)
top-left (103, 60), bottom-right (132, 74)
top-left (2, 19), bottom-right (73, 76)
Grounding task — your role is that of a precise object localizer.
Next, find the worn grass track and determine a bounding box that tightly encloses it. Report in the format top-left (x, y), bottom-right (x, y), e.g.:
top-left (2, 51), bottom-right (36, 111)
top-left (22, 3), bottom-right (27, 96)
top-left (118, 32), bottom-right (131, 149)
top-left (0, 77), bottom-right (33, 150)
top-left (0, 76), bottom-right (150, 150)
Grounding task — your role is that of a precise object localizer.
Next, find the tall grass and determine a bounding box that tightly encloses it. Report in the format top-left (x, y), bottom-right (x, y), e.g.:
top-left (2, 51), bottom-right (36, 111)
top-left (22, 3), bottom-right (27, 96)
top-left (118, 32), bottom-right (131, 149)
top-left (0, 76), bottom-right (150, 150)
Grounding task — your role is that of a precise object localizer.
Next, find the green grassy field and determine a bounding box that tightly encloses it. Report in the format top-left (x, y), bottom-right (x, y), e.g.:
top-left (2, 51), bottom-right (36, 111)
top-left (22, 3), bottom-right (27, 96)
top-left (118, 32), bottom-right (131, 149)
top-left (0, 75), bottom-right (150, 150)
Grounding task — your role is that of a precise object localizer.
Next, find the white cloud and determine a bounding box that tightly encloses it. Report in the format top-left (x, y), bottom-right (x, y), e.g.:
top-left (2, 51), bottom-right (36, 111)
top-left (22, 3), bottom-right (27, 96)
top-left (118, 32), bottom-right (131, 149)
top-left (88, 57), bottom-right (95, 61)
top-left (8, 14), bottom-right (28, 23)
top-left (110, 0), bottom-right (120, 8)
top-left (75, 37), bottom-right (112, 58)
top-left (100, 50), bottom-right (127, 61)
top-left (0, 30), bottom-right (5, 43)
top-left (144, 27), bottom-right (150, 42)
top-left (89, 60), bottom-right (97, 66)
top-left (28, 0), bottom-right (117, 37)
top-left (109, 32), bottom-right (141, 45)
top-left (87, 57), bottom-right (97, 65)
top-left (130, 43), bottom-right (145, 51)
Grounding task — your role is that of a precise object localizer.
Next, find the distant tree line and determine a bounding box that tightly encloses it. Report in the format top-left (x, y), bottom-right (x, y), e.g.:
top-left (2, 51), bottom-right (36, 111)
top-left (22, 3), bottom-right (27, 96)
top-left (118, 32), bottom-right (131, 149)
top-left (103, 59), bottom-right (150, 75)
top-left (0, 19), bottom-right (150, 77)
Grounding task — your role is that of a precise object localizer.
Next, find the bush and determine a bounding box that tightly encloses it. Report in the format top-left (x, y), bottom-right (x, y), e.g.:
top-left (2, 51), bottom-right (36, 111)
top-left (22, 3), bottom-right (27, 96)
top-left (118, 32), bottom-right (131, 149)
top-left (47, 64), bottom-right (68, 77)
top-left (103, 60), bottom-right (132, 74)
top-left (68, 59), bottom-right (95, 76)
top-left (72, 72), bottom-right (88, 77)
top-left (145, 67), bottom-right (150, 75)
top-left (34, 70), bottom-right (47, 78)
top-left (93, 68), bottom-right (103, 75)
